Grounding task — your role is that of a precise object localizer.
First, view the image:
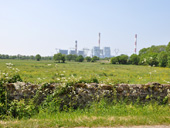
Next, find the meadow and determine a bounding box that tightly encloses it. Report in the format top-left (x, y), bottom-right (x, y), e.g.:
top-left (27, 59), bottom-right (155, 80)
top-left (1, 59), bottom-right (170, 127)
top-left (0, 59), bottom-right (170, 84)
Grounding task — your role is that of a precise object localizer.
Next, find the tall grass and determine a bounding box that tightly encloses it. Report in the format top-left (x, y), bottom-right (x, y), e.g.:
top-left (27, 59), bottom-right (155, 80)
top-left (1, 100), bottom-right (170, 127)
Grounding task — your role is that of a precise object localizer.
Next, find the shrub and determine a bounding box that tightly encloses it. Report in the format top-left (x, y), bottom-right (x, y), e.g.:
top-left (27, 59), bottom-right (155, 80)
top-left (9, 99), bottom-right (35, 119)
top-left (110, 57), bottom-right (118, 64)
top-left (85, 56), bottom-right (92, 62)
top-left (129, 54), bottom-right (140, 65)
top-left (76, 55), bottom-right (84, 62)
top-left (91, 56), bottom-right (99, 62)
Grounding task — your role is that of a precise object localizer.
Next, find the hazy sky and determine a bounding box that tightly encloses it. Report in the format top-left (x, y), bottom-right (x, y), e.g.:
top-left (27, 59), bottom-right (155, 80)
top-left (0, 0), bottom-right (170, 56)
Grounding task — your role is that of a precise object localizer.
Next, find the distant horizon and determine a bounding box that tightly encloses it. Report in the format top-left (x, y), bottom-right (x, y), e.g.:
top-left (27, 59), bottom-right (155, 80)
top-left (0, 37), bottom-right (169, 57)
top-left (1, 0), bottom-right (170, 56)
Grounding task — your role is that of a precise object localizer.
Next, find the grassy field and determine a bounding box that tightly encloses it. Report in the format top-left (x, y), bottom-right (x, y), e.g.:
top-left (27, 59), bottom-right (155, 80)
top-left (1, 59), bottom-right (170, 127)
top-left (0, 59), bottom-right (170, 84)
top-left (1, 101), bottom-right (170, 127)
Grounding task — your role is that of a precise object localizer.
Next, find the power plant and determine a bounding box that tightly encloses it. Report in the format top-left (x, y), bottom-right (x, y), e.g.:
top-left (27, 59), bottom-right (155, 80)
top-left (56, 33), bottom-right (113, 58)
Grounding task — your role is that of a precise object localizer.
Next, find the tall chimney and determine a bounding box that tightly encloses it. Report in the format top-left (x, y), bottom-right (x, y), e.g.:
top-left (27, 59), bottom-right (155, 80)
top-left (98, 33), bottom-right (101, 49)
top-left (134, 34), bottom-right (137, 54)
top-left (75, 40), bottom-right (77, 55)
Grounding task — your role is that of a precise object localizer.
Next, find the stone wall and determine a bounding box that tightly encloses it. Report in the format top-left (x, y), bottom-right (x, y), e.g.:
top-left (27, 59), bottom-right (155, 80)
top-left (5, 82), bottom-right (170, 108)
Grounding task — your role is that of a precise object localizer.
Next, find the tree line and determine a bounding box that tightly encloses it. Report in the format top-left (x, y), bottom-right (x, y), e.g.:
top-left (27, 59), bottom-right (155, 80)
top-left (53, 53), bottom-right (100, 63)
top-left (0, 53), bottom-right (100, 62)
top-left (0, 54), bottom-right (52, 60)
top-left (111, 42), bottom-right (170, 67)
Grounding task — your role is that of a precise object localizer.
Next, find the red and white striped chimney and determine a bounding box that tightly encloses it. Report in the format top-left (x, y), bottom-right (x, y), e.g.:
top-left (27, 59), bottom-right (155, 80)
top-left (134, 34), bottom-right (137, 54)
top-left (99, 33), bottom-right (101, 49)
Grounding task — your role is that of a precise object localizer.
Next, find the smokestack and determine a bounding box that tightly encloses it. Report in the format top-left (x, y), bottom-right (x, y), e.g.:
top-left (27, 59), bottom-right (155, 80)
top-left (134, 34), bottom-right (137, 54)
top-left (75, 40), bottom-right (77, 54)
top-left (98, 33), bottom-right (101, 49)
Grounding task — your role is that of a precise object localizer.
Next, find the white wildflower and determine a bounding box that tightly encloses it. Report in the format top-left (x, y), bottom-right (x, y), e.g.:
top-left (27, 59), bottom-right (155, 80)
top-left (144, 58), bottom-right (146, 62)
top-left (37, 78), bottom-right (41, 80)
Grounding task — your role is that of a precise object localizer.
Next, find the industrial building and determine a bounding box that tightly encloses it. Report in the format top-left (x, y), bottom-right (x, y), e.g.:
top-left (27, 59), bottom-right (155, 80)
top-left (92, 46), bottom-right (100, 58)
top-left (78, 50), bottom-right (84, 56)
top-left (69, 50), bottom-right (77, 55)
top-left (103, 47), bottom-right (111, 58)
top-left (58, 49), bottom-right (68, 55)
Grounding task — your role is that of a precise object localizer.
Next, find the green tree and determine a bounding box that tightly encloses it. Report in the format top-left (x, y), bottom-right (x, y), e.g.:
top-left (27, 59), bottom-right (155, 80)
top-left (85, 56), bottom-right (91, 62)
top-left (118, 54), bottom-right (128, 64)
top-left (110, 57), bottom-right (119, 64)
top-left (139, 48), bottom-right (150, 56)
top-left (53, 53), bottom-right (62, 63)
top-left (129, 54), bottom-right (140, 65)
top-left (157, 51), bottom-right (168, 67)
top-left (166, 42), bottom-right (170, 53)
top-left (167, 56), bottom-right (170, 67)
top-left (61, 54), bottom-right (66, 63)
top-left (76, 55), bottom-right (84, 62)
top-left (35, 54), bottom-right (41, 61)
top-left (146, 52), bottom-right (158, 66)
top-left (91, 56), bottom-right (99, 62)
top-left (66, 54), bottom-right (72, 61)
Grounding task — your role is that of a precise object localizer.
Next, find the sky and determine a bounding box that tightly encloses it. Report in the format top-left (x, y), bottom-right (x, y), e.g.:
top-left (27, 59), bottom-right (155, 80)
top-left (0, 0), bottom-right (170, 56)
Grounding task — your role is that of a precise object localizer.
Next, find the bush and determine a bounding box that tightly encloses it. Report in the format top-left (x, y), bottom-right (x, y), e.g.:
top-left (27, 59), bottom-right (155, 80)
top-left (91, 56), bottom-right (99, 62)
top-left (110, 57), bottom-right (118, 64)
top-left (76, 55), bottom-right (84, 62)
top-left (118, 54), bottom-right (128, 64)
top-left (129, 54), bottom-right (139, 65)
top-left (9, 99), bottom-right (35, 119)
top-left (85, 56), bottom-right (92, 62)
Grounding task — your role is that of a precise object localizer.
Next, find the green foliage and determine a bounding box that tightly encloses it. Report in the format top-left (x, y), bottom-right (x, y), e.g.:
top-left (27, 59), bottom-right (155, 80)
top-left (9, 99), bottom-right (35, 119)
top-left (76, 55), bottom-right (84, 62)
top-left (66, 54), bottom-right (78, 61)
top-left (35, 54), bottom-right (41, 61)
top-left (167, 55), bottom-right (170, 67)
top-left (0, 80), bottom-right (6, 117)
top-left (54, 53), bottom-right (62, 63)
top-left (139, 48), bottom-right (150, 56)
top-left (91, 56), bottom-right (99, 62)
top-left (129, 54), bottom-right (139, 65)
top-left (40, 96), bottom-right (59, 113)
top-left (85, 56), bottom-right (92, 62)
top-left (8, 74), bottom-right (22, 83)
top-left (53, 53), bottom-right (66, 63)
top-left (157, 51), bottom-right (168, 67)
top-left (111, 54), bottom-right (128, 64)
top-left (146, 52), bottom-right (159, 66)
top-left (166, 42), bottom-right (170, 53)
top-left (66, 54), bottom-right (72, 61)
top-left (110, 57), bottom-right (118, 64)
top-left (118, 54), bottom-right (128, 64)
top-left (139, 45), bottom-right (166, 56)
top-left (61, 54), bottom-right (66, 63)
